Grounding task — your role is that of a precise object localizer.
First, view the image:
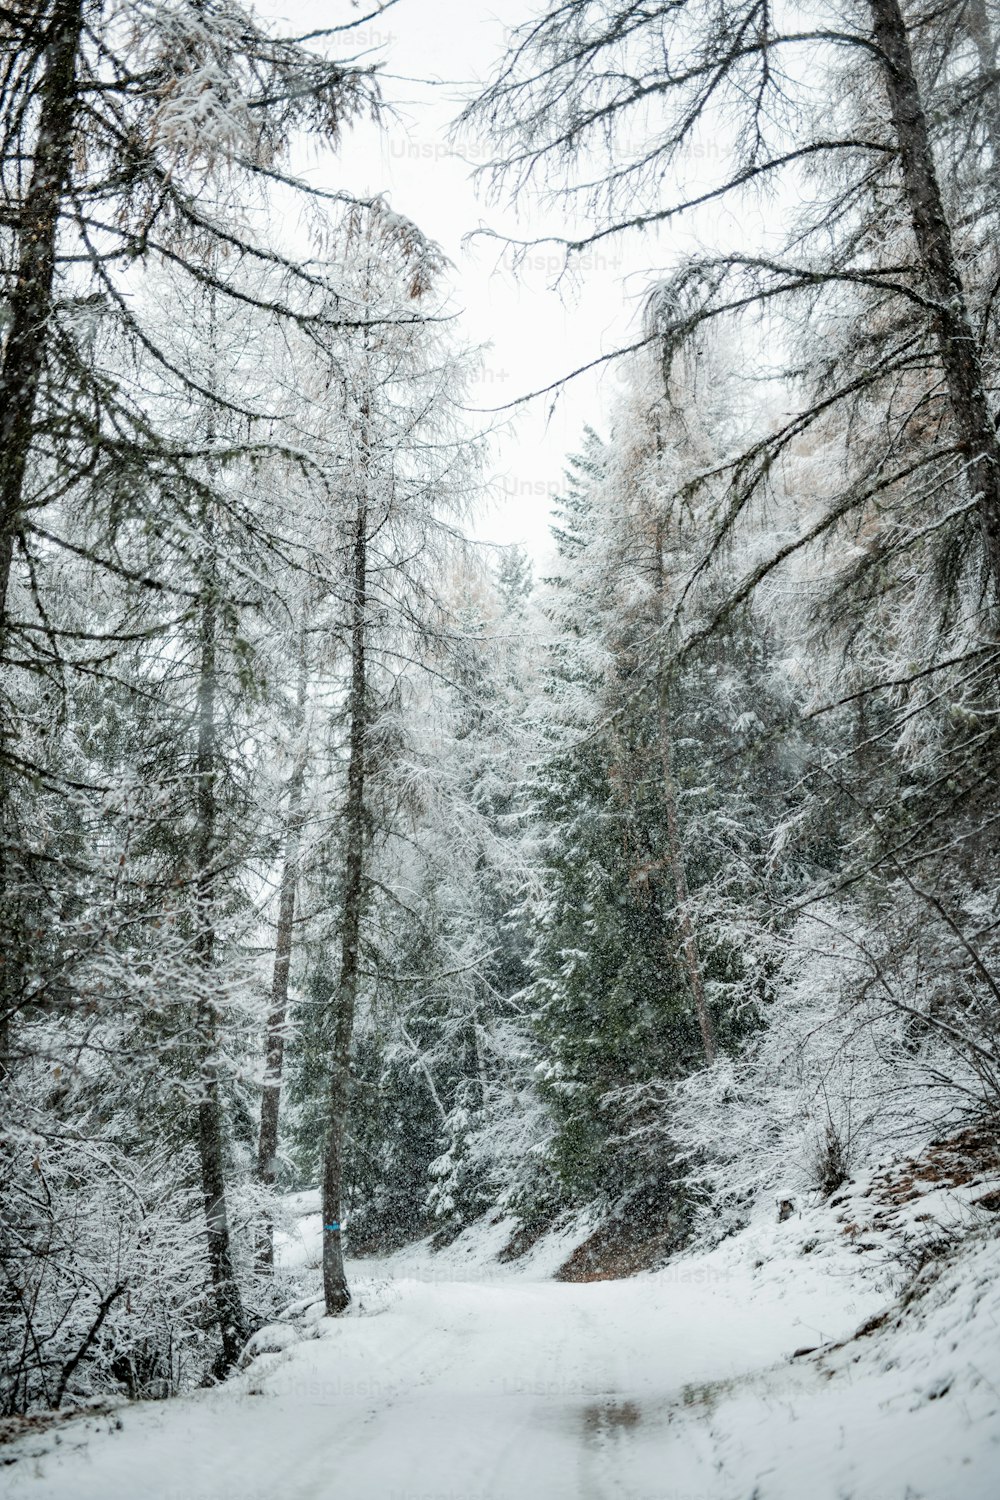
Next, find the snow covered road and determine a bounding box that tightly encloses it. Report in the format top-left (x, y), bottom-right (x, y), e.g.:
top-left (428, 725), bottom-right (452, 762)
top-left (4, 1218), bottom-right (999, 1500)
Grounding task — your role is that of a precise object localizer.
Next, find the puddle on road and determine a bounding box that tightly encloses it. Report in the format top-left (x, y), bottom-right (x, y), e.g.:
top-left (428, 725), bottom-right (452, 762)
top-left (581, 1399), bottom-right (642, 1442)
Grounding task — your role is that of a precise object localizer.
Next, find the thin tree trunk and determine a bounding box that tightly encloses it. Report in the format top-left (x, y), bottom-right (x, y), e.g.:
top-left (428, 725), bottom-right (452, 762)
top-left (321, 490), bottom-right (368, 1317)
top-left (965, 0), bottom-right (1000, 160)
top-left (256, 633), bottom-right (308, 1270)
top-left (0, 0), bottom-right (84, 1079)
top-left (869, 0), bottom-right (1000, 598)
top-left (653, 522), bottom-right (716, 1065)
top-left (0, 0), bottom-right (83, 630)
top-left (193, 509), bottom-right (245, 1372)
top-left (656, 674), bottom-right (716, 1065)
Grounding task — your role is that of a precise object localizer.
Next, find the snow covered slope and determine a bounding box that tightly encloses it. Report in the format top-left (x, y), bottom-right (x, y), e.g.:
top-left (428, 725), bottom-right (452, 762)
top-left (3, 1176), bottom-right (998, 1500)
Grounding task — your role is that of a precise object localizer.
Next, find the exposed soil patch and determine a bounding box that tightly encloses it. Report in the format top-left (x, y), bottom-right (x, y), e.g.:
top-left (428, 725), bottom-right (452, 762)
top-left (869, 1125), bottom-right (1000, 1207)
top-left (0, 1404), bottom-right (116, 1451)
top-left (826, 1123), bottom-right (1000, 1255)
top-left (582, 1399), bottom-right (642, 1438)
top-left (497, 1213), bottom-right (559, 1263)
top-left (555, 1213), bottom-right (684, 1282)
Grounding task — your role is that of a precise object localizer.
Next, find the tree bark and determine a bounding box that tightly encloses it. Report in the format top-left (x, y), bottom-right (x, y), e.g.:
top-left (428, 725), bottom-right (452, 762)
top-left (653, 521), bottom-right (716, 1065)
top-left (656, 675), bottom-right (716, 1065)
top-left (321, 489), bottom-right (368, 1317)
top-left (0, 0), bottom-right (83, 1081)
top-left (256, 632), bottom-right (308, 1270)
top-left (192, 507), bottom-right (245, 1373)
top-left (0, 0), bottom-right (83, 632)
top-left (869, 0), bottom-right (1000, 599)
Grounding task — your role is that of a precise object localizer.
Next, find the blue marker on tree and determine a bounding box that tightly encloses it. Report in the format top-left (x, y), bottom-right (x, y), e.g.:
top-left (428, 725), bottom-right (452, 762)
top-left (324, 1222), bottom-right (341, 1233)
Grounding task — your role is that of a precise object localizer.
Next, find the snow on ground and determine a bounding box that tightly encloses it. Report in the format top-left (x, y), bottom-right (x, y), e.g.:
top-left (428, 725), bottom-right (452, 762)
top-left (3, 1174), bottom-right (999, 1500)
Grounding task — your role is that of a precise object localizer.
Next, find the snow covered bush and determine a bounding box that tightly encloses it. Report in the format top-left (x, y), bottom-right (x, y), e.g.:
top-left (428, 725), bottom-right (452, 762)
top-left (0, 1113), bottom-right (211, 1411)
top-left (670, 904), bottom-right (987, 1241)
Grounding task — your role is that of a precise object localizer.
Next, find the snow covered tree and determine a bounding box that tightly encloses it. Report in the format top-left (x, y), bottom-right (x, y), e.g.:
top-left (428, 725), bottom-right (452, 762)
top-left (519, 352), bottom-right (801, 1223)
top-left (0, 0), bottom-right (382, 1077)
top-left (230, 201), bottom-right (487, 1314)
top-left (468, 0), bottom-right (1000, 1153)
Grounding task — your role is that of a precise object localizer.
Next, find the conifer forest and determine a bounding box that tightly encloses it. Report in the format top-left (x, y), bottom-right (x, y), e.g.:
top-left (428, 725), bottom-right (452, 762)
top-left (2, 3), bottom-right (1000, 1497)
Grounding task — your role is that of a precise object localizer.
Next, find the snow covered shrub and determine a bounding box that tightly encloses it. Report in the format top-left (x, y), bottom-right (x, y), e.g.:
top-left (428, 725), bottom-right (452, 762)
top-left (0, 1113), bottom-right (211, 1412)
top-left (670, 905), bottom-right (977, 1239)
top-left (0, 985), bottom-right (282, 1413)
top-left (807, 1117), bottom-right (853, 1199)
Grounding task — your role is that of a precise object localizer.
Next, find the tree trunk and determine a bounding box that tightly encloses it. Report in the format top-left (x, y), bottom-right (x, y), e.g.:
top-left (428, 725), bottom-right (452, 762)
top-left (0, 0), bottom-right (83, 631)
top-left (0, 0), bottom-right (84, 1080)
top-left (656, 674), bottom-right (717, 1065)
top-left (653, 521), bottom-right (716, 1065)
top-left (321, 491), bottom-right (368, 1317)
top-left (965, 0), bottom-right (1000, 161)
top-left (869, 0), bottom-right (1000, 598)
top-left (193, 518), bottom-right (245, 1373)
top-left (256, 633), bottom-right (308, 1270)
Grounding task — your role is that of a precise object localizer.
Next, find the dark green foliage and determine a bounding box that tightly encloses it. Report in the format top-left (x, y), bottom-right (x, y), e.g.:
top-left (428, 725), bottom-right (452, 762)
top-left (523, 414), bottom-right (795, 1212)
top-left (529, 738), bottom-right (698, 1200)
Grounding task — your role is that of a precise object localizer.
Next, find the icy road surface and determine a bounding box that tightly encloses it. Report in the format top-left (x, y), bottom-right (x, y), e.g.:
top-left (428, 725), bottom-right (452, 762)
top-left (5, 1203), bottom-right (1000, 1500)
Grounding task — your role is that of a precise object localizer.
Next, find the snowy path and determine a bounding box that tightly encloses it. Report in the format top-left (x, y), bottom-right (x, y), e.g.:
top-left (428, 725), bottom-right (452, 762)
top-left (2, 1259), bottom-right (842, 1500)
top-left (4, 1225), bottom-right (999, 1500)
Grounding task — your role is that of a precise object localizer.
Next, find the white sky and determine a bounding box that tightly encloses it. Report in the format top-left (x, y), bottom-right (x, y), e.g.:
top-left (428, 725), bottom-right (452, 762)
top-left (262, 0), bottom-right (694, 561)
